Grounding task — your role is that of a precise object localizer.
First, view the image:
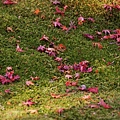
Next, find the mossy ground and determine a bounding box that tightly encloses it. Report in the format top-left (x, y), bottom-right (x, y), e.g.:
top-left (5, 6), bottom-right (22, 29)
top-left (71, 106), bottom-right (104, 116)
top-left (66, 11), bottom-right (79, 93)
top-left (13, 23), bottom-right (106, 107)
top-left (0, 0), bottom-right (120, 119)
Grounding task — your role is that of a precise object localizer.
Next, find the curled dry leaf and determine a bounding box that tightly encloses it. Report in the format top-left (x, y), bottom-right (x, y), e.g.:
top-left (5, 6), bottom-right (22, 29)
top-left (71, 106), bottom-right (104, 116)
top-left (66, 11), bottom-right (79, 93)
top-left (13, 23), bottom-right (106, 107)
top-left (30, 76), bottom-right (40, 80)
top-left (16, 44), bottom-right (24, 52)
top-left (51, 93), bottom-right (61, 98)
top-left (27, 109), bottom-right (38, 114)
top-left (26, 81), bottom-right (34, 86)
top-left (7, 27), bottom-right (14, 32)
top-left (88, 104), bottom-right (100, 108)
top-left (92, 42), bottom-right (103, 49)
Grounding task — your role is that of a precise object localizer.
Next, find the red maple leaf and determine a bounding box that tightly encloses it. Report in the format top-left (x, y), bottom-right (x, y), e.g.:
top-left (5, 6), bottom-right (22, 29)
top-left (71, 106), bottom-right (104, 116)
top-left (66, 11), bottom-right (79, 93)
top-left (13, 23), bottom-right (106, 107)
top-left (98, 99), bottom-right (111, 109)
top-left (87, 87), bottom-right (98, 93)
top-left (3, 0), bottom-right (17, 5)
top-left (23, 99), bottom-right (35, 106)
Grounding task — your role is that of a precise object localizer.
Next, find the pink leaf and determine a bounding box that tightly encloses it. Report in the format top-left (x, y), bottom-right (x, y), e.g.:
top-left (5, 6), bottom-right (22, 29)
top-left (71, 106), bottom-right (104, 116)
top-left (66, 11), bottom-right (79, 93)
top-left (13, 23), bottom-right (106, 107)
top-left (26, 81), bottom-right (34, 86)
top-left (3, 0), bottom-right (17, 5)
top-left (50, 0), bottom-right (60, 5)
top-left (54, 57), bottom-right (63, 62)
top-left (23, 99), bottom-right (35, 106)
top-left (16, 44), bottom-right (24, 52)
top-left (87, 17), bottom-right (95, 22)
top-left (40, 35), bottom-right (49, 41)
top-left (56, 108), bottom-right (64, 114)
top-left (98, 99), bottom-right (111, 109)
top-left (74, 73), bottom-right (80, 79)
top-left (4, 89), bottom-right (11, 93)
top-left (87, 87), bottom-right (98, 93)
top-left (65, 74), bottom-right (72, 79)
top-left (53, 17), bottom-right (62, 27)
top-left (51, 93), bottom-right (61, 98)
top-left (88, 104), bottom-right (100, 108)
top-left (117, 37), bottom-right (120, 43)
top-left (83, 33), bottom-right (94, 40)
top-left (55, 6), bottom-right (64, 16)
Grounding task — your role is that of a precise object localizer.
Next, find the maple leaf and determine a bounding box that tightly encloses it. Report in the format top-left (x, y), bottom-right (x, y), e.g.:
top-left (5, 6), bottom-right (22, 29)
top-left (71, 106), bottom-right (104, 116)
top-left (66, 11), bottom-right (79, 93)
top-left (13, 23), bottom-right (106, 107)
top-left (51, 93), bottom-right (61, 98)
top-left (81, 94), bottom-right (91, 100)
top-left (74, 73), bottom-right (80, 79)
top-left (23, 99), bottom-right (35, 106)
top-left (92, 42), bottom-right (103, 49)
top-left (40, 35), bottom-right (49, 41)
top-left (26, 81), bottom-right (34, 86)
top-left (16, 44), bottom-right (24, 52)
top-left (3, 0), bottom-right (17, 5)
top-left (30, 76), bottom-right (40, 80)
top-left (4, 89), bottom-right (11, 93)
top-left (98, 99), bottom-right (111, 109)
top-left (78, 85), bottom-right (87, 91)
top-left (65, 74), bottom-right (72, 79)
top-left (61, 25), bottom-right (68, 31)
top-left (54, 57), bottom-right (63, 62)
top-left (88, 104), bottom-right (100, 108)
top-left (66, 21), bottom-right (76, 33)
top-left (37, 45), bottom-right (46, 52)
top-left (0, 75), bottom-right (12, 84)
top-left (55, 6), bottom-right (65, 16)
top-left (102, 29), bottom-right (111, 35)
top-left (87, 87), bottom-right (98, 93)
top-left (55, 43), bottom-right (66, 52)
top-left (34, 9), bottom-right (40, 15)
top-left (7, 27), bottom-right (14, 32)
top-left (104, 4), bottom-right (113, 11)
top-left (83, 33), bottom-right (94, 40)
top-left (50, 0), bottom-right (60, 5)
top-left (56, 108), bottom-right (64, 114)
top-left (78, 15), bottom-right (85, 25)
top-left (117, 37), bottom-right (120, 43)
top-left (87, 17), bottom-right (95, 22)
top-left (53, 17), bottom-right (62, 27)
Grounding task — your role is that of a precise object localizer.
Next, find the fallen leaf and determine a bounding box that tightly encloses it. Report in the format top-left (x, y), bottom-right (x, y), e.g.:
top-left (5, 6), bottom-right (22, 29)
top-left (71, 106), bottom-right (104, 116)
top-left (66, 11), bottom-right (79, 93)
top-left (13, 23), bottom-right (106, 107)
top-left (16, 44), bottom-right (24, 52)
top-left (23, 99), bottom-right (35, 106)
top-left (34, 9), bottom-right (40, 15)
top-left (88, 104), bottom-right (100, 108)
top-left (40, 35), bottom-right (49, 41)
top-left (3, 0), bottom-right (17, 5)
top-left (92, 42), bottom-right (103, 49)
top-left (4, 89), bottom-right (11, 93)
top-left (56, 108), bottom-right (64, 114)
top-left (65, 74), bottom-right (72, 79)
top-left (82, 94), bottom-right (91, 100)
top-left (26, 81), bottom-right (34, 86)
top-left (30, 76), bottom-right (40, 81)
top-left (98, 99), bottom-right (111, 109)
top-left (55, 6), bottom-right (64, 16)
top-left (87, 87), bottom-right (98, 93)
top-left (7, 27), bottom-right (14, 32)
top-left (51, 93), bottom-right (61, 98)
top-left (50, 0), bottom-right (60, 5)
top-left (83, 33), bottom-right (94, 40)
